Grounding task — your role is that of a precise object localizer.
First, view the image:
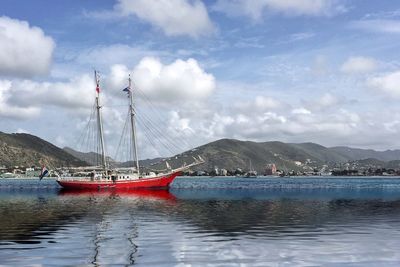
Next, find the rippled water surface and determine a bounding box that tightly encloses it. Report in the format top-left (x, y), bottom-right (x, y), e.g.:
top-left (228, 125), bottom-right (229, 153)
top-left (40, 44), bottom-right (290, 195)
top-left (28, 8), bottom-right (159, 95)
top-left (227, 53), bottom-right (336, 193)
top-left (2, 177), bottom-right (400, 266)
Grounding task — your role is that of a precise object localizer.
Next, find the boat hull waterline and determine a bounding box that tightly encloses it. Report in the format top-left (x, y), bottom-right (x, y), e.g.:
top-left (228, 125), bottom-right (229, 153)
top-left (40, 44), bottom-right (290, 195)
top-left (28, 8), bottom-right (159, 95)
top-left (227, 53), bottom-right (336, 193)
top-left (57, 171), bottom-right (180, 190)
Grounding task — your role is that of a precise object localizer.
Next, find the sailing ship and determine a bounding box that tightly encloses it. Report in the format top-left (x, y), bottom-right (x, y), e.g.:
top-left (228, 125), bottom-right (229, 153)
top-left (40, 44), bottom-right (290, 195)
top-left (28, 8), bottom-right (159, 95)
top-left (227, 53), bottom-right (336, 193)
top-left (245, 159), bottom-right (257, 178)
top-left (57, 71), bottom-right (204, 190)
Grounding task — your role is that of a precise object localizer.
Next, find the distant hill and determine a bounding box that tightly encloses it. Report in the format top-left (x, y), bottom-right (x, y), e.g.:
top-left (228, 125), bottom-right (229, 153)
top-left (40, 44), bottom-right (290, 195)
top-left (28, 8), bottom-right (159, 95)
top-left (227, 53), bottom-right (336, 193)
top-left (118, 158), bottom-right (165, 168)
top-left (0, 132), bottom-right (85, 167)
top-left (3, 132), bottom-right (400, 172)
top-left (331, 146), bottom-right (400, 162)
top-left (147, 139), bottom-right (400, 173)
top-left (63, 147), bottom-right (164, 168)
top-left (63, 147), bottom-right (116, 166)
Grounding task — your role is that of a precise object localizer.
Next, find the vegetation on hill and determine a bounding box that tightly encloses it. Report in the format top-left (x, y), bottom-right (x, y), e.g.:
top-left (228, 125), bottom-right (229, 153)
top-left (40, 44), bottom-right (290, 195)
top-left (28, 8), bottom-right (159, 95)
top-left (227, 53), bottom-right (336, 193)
top-left (2, 132), bottom-right (400, 173)
top-left (0, 132), bottom-right (85, 167)
top-left (148, 139), bottom-right (400, 173)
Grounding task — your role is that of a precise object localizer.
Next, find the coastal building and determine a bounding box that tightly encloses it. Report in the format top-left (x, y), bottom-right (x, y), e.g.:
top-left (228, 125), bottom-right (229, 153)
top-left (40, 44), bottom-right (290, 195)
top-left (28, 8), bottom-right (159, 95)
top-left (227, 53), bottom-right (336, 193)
top-left (0, 166), bottom-right (7, 174)
top-left (220, 168), bottom-right (228, 176)
top-left (25, 167), bottom-right (41, 177)
top-left (265, 163), bottom-right (277, 175)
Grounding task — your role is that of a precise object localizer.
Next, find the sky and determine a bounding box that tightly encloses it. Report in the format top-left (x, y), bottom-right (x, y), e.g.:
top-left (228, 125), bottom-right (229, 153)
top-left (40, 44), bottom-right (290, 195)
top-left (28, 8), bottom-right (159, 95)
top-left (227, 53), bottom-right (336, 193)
top-left (1, 0), bottom-right (400, 159)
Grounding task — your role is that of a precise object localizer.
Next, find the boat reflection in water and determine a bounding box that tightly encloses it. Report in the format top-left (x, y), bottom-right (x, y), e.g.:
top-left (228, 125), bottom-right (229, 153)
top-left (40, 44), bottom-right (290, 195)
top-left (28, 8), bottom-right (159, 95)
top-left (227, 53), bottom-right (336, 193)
top-left (58, 188), bottom-right (177, 201)
top-left (57, 189), bottom-right (177, 266)
top-left (0, 185), bottom-right (177, 266)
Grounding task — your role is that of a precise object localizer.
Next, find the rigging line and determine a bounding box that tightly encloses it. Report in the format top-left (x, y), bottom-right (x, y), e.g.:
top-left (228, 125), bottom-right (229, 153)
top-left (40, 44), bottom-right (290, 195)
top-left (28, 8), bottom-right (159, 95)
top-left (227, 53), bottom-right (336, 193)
top-left (90, 118), bottom-right (97, 165)
top-left (136, 114), bottom-right (177, 153)
top-left (132, 94), bottom-right (193, 156)
top-left (102, 104), bottom-right (128, 108)
top-left (129, 110), bottom-right (133, 163)
top-left (136, 117), bottom-right (176, 156)
top-left (127, 83), bottom-right (191, 152)
top-left (136, 103), bottom-right (192, 152)
top-left (77, 102), bottom-right (96, 152)
top-left (135, 87), bottom-right (168, 124)
top-left (114, 110), bottom-right (130, 161)
top-left (135, 119), bottom-right (160, 155)
top-left (136, 119), bottom-right (176, 157)
top-left (137, 109), bottom-right (185, 153)
top-left (135, 87), bottom-right (192, 149)
top-left (84, 113), bottom-right (94, 154)
top-left (135, 115), bottom-right (175, 154)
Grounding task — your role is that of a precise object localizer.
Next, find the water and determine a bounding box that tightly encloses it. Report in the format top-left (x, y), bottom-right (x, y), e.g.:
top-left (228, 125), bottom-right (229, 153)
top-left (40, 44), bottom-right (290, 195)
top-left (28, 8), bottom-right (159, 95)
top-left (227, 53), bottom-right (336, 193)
top-left (1, 177), bottom-right (400, 266)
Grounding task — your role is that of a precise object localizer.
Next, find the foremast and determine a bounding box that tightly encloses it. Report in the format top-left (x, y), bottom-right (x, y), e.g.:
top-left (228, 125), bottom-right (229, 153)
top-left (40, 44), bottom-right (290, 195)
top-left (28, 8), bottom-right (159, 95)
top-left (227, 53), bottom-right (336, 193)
top-left (95, 70), bottom-right (107, 172)
top-left (128, 75), bottom-right (140, 176)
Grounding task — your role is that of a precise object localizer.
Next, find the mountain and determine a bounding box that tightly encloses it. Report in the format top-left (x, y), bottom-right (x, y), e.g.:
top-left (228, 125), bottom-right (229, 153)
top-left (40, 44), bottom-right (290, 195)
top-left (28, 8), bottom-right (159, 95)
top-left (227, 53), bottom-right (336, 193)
top-left (3, 132), bottom-right (400, 172)
top-left (0, 132), bottom-right (86, 167)
top-left (63, 147), bottom-right (116, 166)
top-left (118, 158), bottom-right (165, 168)
top-left (63, 147), bottom-right (164, 168)
top-left (331, 146), bottom-right (400, 162)
top-left (146, 139), bottom-right (400, 173)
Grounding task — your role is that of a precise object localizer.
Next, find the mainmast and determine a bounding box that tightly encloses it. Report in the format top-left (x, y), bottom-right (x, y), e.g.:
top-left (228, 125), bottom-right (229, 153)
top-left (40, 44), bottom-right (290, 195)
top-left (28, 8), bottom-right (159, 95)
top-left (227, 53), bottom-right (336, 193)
top-left (94, 70), bottom-right (107, 172)
top-left (128, 75), bottom-right (140, 175)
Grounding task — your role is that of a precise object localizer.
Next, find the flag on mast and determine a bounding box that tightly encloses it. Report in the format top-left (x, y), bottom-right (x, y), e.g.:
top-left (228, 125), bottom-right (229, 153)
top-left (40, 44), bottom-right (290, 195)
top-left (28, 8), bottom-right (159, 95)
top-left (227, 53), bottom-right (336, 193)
top-left (95, 70), bottom-right (100, 93)
top-left (123, 87), bottom-right (131, 97)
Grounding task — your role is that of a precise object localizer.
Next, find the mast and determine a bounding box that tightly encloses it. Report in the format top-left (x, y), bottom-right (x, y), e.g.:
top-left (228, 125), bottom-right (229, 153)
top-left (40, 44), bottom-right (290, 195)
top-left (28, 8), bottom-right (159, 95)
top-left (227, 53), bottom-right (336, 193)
top-left (95, 70), bottom-right (107, 172)
top-left (128, 75), bottom-right (140, 175)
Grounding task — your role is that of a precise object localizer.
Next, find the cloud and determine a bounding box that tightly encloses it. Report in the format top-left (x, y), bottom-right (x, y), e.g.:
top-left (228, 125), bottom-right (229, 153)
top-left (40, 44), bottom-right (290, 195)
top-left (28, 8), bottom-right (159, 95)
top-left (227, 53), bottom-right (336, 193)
top-left (114, 0), bottom-right (214, 38)
top-left (0, 56), bottom-right (216, 129)
top-left (304, 93), bottom-right (340, 111)
top-left (318, 93), bottom-right (339, 107)
top-left (161, 90), bottom-right (368, 149)
top-left (7, 76), bottom-right (95, 110)
top-left (311, 55), bottom-right (329, 76)
top-left (340, 56), bottom-right (378, 74)
top-left (288, 32), bottom-right (315, 42)
top-left (186, 104), bottom-right (361, 143)
top-left (16, 128), bottom-right (30, 134)
top-left (292, 108), bottom-right (312, 115)
top-left (118, 57), bottom-right (216, 103)
top-left (236, 96), bottom-right (282, 113)
top-left (350, 19), bottom-right (400, 34)
top-left (213, 0), bottom-right (346, 20)
top-left (0, 80), bottom-right (41, 119)
top-left (367, 71), bottom-right (400, 98)
top-left (0, 74), bottom-right (97, 120)
top-left (0, 16), bottom-right (55, 77)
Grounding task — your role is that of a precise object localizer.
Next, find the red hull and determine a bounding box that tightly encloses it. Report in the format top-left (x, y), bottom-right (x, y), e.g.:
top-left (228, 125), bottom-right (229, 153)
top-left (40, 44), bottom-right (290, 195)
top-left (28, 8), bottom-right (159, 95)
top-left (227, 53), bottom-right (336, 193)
top-left (57, 171), bottom-right (180, 190)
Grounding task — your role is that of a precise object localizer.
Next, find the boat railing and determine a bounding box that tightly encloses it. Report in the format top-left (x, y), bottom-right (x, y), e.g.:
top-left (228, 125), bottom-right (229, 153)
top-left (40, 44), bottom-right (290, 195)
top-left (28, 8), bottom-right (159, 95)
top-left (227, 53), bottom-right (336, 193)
top-left (57, 176), bottom-right (109, 182)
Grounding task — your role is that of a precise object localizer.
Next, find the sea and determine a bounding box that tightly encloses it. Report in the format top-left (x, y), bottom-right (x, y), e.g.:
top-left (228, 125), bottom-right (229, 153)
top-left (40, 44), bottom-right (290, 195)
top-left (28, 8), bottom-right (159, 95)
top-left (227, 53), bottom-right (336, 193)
top-left (1, 176), bottom-right (400, 266)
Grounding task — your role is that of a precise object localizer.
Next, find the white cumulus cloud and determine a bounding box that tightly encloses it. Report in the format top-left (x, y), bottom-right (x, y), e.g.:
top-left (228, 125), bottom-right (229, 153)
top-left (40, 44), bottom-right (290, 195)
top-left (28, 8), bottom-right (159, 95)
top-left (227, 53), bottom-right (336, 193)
top-left (213, 0), bottom-right (346, 20)
top-left (367, 71), bottom-right (400, 98)
top-left (115, 0), bottom-right (214, 37)
top-left (340, 56), bottom-right (377, 74)
top-left (0, 80), bottom-right (41, 119)
top-left (0, 56), bottom-right (215, 122)
top-left (7, 76), bottom-right (95, 110)
top-left (131, 57), bottom-right (215, 102)
top-left (0, 16), bottom-right (55, 77)
top-left (0, 74), bottom-right (98, 120)
top-left (304, 93), bottom-right (340, 111)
